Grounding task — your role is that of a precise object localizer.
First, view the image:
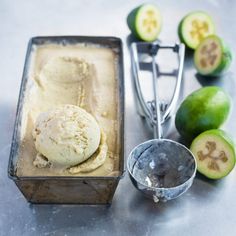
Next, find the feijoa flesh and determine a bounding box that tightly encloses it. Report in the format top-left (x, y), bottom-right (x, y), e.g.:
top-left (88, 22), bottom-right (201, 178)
top-left (178, 11), bottom-right (215, 49)
top-left (127, 4), bottom-right (162, 42)
top-left (190, 129), bottom-right (235, 179)
top-left (194, 35), bottom-right (232, 76)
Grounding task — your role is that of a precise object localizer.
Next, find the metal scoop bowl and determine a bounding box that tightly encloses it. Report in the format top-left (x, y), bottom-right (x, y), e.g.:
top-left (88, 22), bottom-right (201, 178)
top-left (127, 139), bottom-right (196, 202)
top-left (128, 42), bottom-right (197, 202)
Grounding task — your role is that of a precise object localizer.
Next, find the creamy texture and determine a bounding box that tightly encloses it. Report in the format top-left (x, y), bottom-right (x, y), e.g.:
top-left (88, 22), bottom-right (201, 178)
top-left (16, 43), bottom-right (120, 176)
top-left (69, 130), bottom-right (108, 174)
top-left (32, 104), bottom-right (101, 168)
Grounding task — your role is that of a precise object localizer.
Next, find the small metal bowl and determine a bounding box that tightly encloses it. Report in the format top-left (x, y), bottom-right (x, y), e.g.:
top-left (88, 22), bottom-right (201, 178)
top-left (127, 139), bottom-right (197, 202)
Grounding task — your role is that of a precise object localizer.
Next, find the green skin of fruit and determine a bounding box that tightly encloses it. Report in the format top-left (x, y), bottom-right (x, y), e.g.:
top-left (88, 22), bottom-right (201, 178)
top-left (127, 6), bottom-right (141, 40)
top-left (194, 35), bottom-right (233, 76)
top-left (190, 129), bottom-right (236, 179)
top-left (178, 19), bottom-right (185, 46)
top-left (175, 86), bottom-right (231, 141)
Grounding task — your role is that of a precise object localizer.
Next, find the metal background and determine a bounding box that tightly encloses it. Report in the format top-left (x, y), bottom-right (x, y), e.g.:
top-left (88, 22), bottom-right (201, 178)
top-left (1, 0), bottom-right (236, 235)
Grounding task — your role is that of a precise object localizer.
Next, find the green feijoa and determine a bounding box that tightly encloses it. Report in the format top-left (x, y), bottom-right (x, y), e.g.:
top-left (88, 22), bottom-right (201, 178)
top-left (127, 3), bottom-right (162, 42)
top-left (190, 129), bottom-right (236, 179)
top-left (194, 35), bottom-right (232, 76)
top-left (178, 11), bottom-right (215, 49)
top-left (175, 86), bottom-right (231, 140)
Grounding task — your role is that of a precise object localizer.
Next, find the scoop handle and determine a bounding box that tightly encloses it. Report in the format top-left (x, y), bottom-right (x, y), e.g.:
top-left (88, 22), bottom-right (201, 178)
top-left (150, 45), bottom-right (162, 139)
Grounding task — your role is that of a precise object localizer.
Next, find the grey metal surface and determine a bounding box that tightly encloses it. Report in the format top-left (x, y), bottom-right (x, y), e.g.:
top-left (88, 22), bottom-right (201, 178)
top-left (0, 0), bottom-right (236, 235)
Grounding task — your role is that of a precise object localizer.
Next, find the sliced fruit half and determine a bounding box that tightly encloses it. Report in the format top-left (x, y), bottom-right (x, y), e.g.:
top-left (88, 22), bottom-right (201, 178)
top-left (194, 35), bottom-right (232, 76)
top-left (190, 129), bottom-right (236, 179)
top-left (178, 11), bottom-right (215, 49)
top-left (127, 4), bottom-right (162, 42)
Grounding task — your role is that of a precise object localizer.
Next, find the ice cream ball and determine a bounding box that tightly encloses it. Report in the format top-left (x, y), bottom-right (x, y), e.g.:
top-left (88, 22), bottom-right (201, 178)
top-left (32, 104), bottom-right (101, 167)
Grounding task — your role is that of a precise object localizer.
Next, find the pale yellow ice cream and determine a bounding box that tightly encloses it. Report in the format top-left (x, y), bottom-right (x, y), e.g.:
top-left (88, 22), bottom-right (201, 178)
top-left (40, 57), bottom-right (89, 83)
top-left (69, 131), bottom-right (108, 174)
top-left (32, 104), bottom-right (101, 168)
top-left (16, 43), bottom-right (120, 177)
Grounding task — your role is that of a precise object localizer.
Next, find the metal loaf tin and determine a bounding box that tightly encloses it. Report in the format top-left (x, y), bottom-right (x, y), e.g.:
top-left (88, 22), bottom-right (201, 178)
top-left (8, 36), bottom-right (125, 205)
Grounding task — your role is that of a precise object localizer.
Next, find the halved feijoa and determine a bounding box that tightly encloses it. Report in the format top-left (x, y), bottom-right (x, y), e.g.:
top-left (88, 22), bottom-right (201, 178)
top-left (175, 86), bottom-right (231, 141)
top-left (178, 11), bottom-right (215, 49)
top-left (194, 35), bottom-right (232, 76)
top-left (127, 4), bottom-right (162, 42)
top-left (190, 129), bottom-right (235, 179)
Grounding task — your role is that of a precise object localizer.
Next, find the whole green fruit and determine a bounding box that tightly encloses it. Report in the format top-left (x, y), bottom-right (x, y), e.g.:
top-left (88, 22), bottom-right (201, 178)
top-left (175, 86), bottom-right (231, 140)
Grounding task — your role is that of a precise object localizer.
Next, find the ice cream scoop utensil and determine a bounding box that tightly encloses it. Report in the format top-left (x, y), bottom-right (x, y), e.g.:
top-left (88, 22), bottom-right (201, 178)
top-left (127, 42), bottom-right (196, 202)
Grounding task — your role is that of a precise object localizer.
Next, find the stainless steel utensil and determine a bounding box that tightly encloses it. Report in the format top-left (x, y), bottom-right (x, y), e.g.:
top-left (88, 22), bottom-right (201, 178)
top-left (127, 41), bottom-right (196, 202)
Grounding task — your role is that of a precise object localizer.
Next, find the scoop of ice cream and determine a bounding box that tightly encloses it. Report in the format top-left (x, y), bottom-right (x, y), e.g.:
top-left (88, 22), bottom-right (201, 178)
top-left (40, 56), bottom-right (89, 83)
top-left (32, 104), bottom-right (101, 167)
top-left (69, 131), bottom-right (108, 174)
